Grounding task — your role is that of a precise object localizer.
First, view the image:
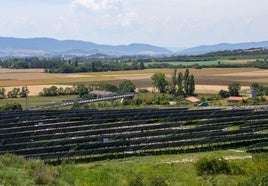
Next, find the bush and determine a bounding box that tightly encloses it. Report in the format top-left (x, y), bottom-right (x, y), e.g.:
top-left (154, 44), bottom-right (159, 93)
top-left (0, 102), bottom-right (23, 111)
top-left (129, 175), bottom-right (144, 186)
top-left (149, 176), bottom-right (168, 186)
top-left (195, 156), bottom-right (231, 176)
top-left (138, 89), bottom-right (149, 93)
top-left (28, 160), bottom-right (58, 185)
top-left (134, 98), bottom-right (143, 105)
top-left (240, 153), bottom-right (268, 186)
top-left (219, 89), bottom-right (230, 98)
top-left (0, 154), bottom-right (60, 185)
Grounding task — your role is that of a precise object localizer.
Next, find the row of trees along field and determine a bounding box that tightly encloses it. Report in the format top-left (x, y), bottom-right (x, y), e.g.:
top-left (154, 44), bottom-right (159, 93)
top-left (0, 57), bottom-right (145, 73)
top-left (0, 81), bottom-right (136, 99)
top-left (219, 82), bottom-right (268, 98)
top-left (0, 86), bottom-right (28, 99)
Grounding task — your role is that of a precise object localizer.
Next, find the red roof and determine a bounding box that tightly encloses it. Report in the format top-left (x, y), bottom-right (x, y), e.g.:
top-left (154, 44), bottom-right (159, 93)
top-left (185, 96), bottom-right (200, 103)
top-left (227, 96), bottom-right (248, 101)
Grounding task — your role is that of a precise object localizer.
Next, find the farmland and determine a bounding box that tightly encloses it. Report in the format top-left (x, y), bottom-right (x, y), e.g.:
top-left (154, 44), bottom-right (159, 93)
top-left (1, 68), bottom-right (268, 96)
top-left (145, 59), bottom-right (255, 66)
top-left (0, 67), bottom-right (268, 185)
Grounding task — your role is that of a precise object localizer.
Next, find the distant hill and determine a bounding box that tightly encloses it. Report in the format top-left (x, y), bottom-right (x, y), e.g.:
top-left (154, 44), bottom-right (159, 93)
top-left (178, 41), bottom-right (268, 55)
top-left (2, 36), bottom-right (268, 57)
top-left (0, 37), bottom-right (172, 57)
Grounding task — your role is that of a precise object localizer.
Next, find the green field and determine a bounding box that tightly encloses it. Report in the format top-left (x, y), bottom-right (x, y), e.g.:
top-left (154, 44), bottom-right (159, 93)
top-left (1, 150), bottom-right (267, 186)
top-left (0, 95), bottom-right (78, 109)
top-left (146, 60), bottom-right (220, 66)
top-left (145, 59), bottom-right (253, 67)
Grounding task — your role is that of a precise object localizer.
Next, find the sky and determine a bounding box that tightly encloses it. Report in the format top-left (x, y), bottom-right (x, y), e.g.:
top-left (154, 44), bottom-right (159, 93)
top-left (0, 0), bottom-right (268, 48)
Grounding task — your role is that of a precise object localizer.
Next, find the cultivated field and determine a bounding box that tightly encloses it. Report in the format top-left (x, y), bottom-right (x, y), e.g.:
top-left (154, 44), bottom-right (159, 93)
top-left (1, 68), bottom-right (268, 95)
top-left (146, 59), bottom-right (255, 66)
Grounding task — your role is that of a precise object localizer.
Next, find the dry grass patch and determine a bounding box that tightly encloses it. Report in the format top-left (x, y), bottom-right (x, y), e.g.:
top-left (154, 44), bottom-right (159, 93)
top-left (220, 59), bottom-right (256, 64)
top-left (195, 85), bottom-right (251, 94)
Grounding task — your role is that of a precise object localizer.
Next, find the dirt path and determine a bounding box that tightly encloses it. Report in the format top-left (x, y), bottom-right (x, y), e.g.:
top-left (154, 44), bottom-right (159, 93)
top-left (164, 155), bottom-right (252, 164)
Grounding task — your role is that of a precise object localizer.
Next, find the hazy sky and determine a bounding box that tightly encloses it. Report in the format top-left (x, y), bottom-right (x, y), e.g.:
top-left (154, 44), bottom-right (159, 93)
top-left (0, 0), bottom-right (267, 48)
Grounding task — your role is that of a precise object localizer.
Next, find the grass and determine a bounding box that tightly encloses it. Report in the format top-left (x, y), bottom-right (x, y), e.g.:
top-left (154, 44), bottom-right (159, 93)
top-left (0, 95), bottom-right (78, 109)
top-left (146, 60), bottom-right (222, 66)
top-left (145, 59), bottom-right (253, 66)
top-left (0, 151), bottom-right (267, 186)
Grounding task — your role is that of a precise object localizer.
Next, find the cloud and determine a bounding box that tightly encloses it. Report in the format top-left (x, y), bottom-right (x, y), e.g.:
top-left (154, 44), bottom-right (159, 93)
top-left (1, 0), bottom-right (268, 47)
top-left (70, 0), bottom-right (136, 30)
top-left (72, 0), bottom-right (122, 11)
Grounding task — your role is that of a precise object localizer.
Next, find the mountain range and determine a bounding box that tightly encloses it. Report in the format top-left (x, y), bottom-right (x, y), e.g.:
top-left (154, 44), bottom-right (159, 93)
top-left (178, 41), bottom-right (268, 55)
top-left (0, 36), bottom-right (268, 57)
top-left (0, 37), bottom-right (171, 57)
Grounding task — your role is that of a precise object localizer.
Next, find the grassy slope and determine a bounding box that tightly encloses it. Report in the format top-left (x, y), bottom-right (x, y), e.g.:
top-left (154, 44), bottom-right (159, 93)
top-left (2, 150), bottom-right (267, 185)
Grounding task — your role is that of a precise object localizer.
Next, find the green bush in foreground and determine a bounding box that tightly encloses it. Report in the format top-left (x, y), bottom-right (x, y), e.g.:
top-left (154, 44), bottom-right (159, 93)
top-left (194, 154), bottom-right (268, 186)
top-left (0, 152), bottom-right (267, 185)
top-left (0, 154), bottom-right (63, 185)
top-left (194, 156), bottom-right (231, 176)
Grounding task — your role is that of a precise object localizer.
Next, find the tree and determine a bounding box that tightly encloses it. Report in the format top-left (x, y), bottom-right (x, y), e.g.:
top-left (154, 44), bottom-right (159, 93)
top-left (40, 86), bottom-right (58, 96)
top-left (0, 102), bottom-right (22, 111)
top-left (7, 88), bottom-right (20, 98)
top-left (183, 69), bottom-right (195, 96)
top-left (71, 101), bottom-right (81, 110)
top-left (228, 83), bottom-right (241, 96)
top-left (139, 62), bottom-right (145, 70)
top-left (151, 73), bottom-right (168, 93)
top-left (58, 87), bottom-right (66, 95)
top-left (187, 74), bottom-right (195, 96)
top-left (0, 88), bottom-right (6, 99)
top-left (219, 89), bottom-right (230, 98)
top-left (183, 68), bottom-right (190, 92)
top-left (169, 69), bottom-right (177, 94)
top-left (119, 80), bottom-right (136, 93)
top-left (98, 83), bottom-right (118, 92)
top-left (251, 83), bottom-right (264, 96)
top-left (77, 84), bottom-right (89, 98)
top-left (177, 72), bottom-right (184, 96)
top-left (20, 86), bottom-right (29, 98)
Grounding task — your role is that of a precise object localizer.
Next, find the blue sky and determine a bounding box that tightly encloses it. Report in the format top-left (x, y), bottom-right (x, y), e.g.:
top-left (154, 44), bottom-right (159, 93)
top-left (0, 0), bottom-right (267, 48)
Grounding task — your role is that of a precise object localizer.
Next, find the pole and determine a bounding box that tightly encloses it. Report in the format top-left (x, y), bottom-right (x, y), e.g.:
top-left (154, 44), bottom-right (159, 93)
top-left (25, 85), bottom-right (29, 110)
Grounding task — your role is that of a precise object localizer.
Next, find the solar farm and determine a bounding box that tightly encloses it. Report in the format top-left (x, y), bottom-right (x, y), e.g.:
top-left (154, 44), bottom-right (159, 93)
top-left (0, 106), bottom-right (267, 162)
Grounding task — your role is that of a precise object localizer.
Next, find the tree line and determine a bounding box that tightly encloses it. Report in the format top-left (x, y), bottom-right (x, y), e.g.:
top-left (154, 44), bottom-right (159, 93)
top-left (0, 80), bottom-right (136, 100)
top-left (0, 86), bottom-right (29, 99)
top-left (218, 82), bottom-right (268, 98)
top-left (39, 81), bottom-right (136, 98)
top-left (0, 57), bottom-right (146, 73)
top-left (1, 48), bottom-right (268, 73)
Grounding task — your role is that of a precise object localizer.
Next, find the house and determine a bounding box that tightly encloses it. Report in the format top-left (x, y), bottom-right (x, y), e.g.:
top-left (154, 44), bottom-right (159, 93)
top-left (90, 90), bottom-right (117, 98)
top-left (185, 96), bottom-right (200, 103)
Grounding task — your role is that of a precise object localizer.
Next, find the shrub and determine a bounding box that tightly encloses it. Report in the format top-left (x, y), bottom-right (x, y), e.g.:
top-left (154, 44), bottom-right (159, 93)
top-left (219, 89), bottom-right (230, 98)
top-left (149, 176), bottom-right (168, 186)
top-left (138, 89), bottom-right (149, 93)
top-left (195, 156), bottom-right (231, 176)
top-left (129, 175), bottom-right (144, 186)
top-left (237, 153), bottom-right (268, 186)
top-left (28, 160), bottom-right (58, 185)
top-left (0, 102), bottom-right (23, 111)
top-left (135, 98), bottom-right (143, 105)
